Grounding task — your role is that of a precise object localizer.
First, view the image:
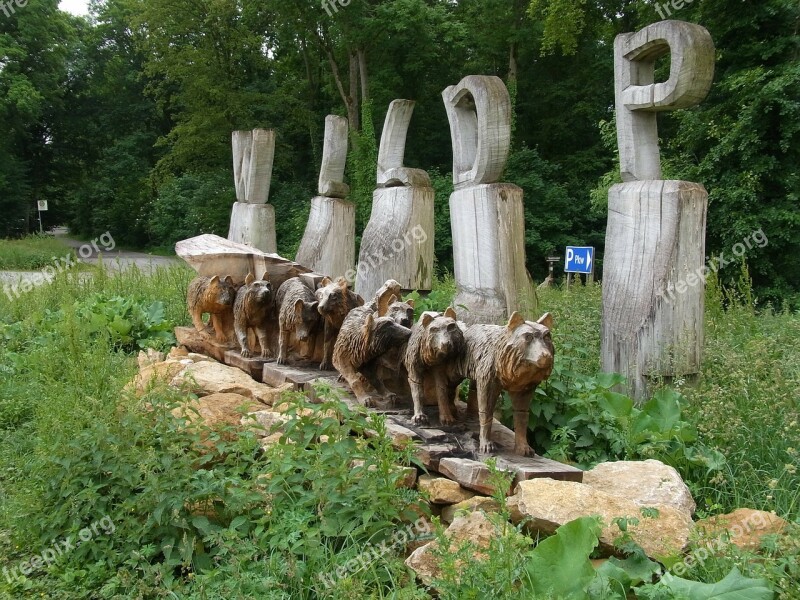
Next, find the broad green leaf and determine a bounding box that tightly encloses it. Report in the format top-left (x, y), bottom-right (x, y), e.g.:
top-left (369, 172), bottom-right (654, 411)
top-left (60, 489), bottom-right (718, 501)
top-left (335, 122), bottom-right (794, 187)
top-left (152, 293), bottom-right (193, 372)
top-left (597, 391), bottom-right (634, 418)
top-left (655, 567), bottom-right (773, 600)
top-left (526, 516), bottom-right (601, 598)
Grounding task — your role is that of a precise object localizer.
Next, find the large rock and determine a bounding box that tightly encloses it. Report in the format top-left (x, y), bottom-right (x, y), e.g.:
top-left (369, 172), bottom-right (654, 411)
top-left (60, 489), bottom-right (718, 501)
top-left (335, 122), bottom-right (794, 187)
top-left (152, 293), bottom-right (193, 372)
top-left (417, 475), bottom-right (476, 505)
top-left (583, 459), bottom-right (696, 516)
top-left (508, 479), bottom-right (693, 559)
top-left (171, 393), bottom-right (262, 429)
top-left (441, 496), bottom-right (501, 525)
top-left (406, 511), bottom-right (509, 586)
top-left (695, 509), bottom-right (789, 551)
top-left (127, 360), bottom-right (190, 395)
top-left (172, 361), bottom-right (291, 405)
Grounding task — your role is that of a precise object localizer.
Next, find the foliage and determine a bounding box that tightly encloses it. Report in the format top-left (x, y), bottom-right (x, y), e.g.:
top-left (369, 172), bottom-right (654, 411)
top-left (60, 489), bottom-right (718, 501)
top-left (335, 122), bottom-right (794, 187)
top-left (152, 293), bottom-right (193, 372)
top-left (0, 235), bottom-right (76, 270)
top-left (403, 275), bottom-right (458, 321)
top-left (73, 293), bottom-right (177, 351)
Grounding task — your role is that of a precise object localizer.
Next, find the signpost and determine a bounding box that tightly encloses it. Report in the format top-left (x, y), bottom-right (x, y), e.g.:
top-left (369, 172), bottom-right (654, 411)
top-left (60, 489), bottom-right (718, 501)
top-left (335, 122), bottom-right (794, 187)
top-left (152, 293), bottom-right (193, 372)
top-left (37, 200), bottom-right (48, 234)
top-left (564, 246), bottom-right (595, 288)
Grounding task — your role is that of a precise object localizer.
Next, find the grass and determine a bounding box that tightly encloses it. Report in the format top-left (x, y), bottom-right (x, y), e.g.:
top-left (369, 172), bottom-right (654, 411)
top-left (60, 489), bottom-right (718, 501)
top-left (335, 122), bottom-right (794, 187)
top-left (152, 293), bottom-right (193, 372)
top-left (0, 252), bottom-right (797, 598)
top-left (0, 234), bottom-right (77, 271)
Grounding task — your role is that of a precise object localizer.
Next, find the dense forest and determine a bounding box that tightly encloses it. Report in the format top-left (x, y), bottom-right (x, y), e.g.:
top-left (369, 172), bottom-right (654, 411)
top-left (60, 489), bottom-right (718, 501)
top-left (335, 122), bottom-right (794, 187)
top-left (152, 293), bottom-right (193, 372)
top-left (1, 0), bottom-right (798, 304)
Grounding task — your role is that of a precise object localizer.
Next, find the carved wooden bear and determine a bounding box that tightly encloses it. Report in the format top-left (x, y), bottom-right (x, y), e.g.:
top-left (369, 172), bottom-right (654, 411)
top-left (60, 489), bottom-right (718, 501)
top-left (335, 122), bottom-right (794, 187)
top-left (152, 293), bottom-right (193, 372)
top-left (233, 272), bottom-right (275, 358)
top-left (275, 277), bottom-right (320, 365)
top-left (188, 275), bottom-right (237, 343)
top-left (333, 302), bottom-right (413, 407)
top-left (315, 276), bottom-right (365, 371)
top-left (457, 312), bottom-right (554, 456)
top-left (403, 307), bottom-right (466, 426)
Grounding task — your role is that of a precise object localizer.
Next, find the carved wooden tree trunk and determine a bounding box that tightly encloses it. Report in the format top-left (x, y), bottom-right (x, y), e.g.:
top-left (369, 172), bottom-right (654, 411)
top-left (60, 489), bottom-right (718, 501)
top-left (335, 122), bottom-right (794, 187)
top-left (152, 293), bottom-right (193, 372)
top-left (442, 76), bottom-right (534, 325)
top-left (602, 21), bottom-right (715, 400)
top-left (228, 129), bottom-right (277, 253)
top-left (296, 115), bottom-right (355, 279)
top-left (356, 100), bottom-right (434, 299)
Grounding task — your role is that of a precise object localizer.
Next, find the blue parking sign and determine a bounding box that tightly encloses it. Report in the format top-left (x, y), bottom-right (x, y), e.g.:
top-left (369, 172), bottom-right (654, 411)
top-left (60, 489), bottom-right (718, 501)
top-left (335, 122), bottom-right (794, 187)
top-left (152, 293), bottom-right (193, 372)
top-left (564, 247), bottom-right (594, 274)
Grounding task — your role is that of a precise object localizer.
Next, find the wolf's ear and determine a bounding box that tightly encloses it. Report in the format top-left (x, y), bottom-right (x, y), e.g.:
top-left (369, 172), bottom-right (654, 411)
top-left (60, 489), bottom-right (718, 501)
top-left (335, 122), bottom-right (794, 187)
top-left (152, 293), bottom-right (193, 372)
top-left (363, 312), bottom-right (375, 337)
top-left (537, 312), bottom-right (553, 330)
top-left (244, 273), bottom-right (255, 285)
top-left (294, 298), bottom-right (305, 316)
top-left (336, 277), bottom-right (348, 289)
top-left (406, 299), bottom-right (415, 309)
top-left (320, 276), bottom-right (332, 287)
top-left (379, 294), bottom-right (397, 317)
top-left (355, 294), bottom-right (366, 307)
top-left (421, 313), bottom-right (435, 328)
top-left (210, 275), bottom-right (220, 284)
top-left (309, 301), bottom-right (319, 312)
top-left (507, 311), bottom-right (526, 331)
top-left (444, 306), bottom-right (457, 320)
top-left (261, 271), bottom-right (270, 282)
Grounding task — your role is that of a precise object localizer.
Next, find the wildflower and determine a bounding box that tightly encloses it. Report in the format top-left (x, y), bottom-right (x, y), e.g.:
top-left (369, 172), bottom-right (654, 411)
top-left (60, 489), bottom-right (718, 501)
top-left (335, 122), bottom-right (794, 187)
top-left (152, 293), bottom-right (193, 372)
top-left (768, 479), bottom-right (779, 489)
top-left (785, 464), bottom-right (797, 475)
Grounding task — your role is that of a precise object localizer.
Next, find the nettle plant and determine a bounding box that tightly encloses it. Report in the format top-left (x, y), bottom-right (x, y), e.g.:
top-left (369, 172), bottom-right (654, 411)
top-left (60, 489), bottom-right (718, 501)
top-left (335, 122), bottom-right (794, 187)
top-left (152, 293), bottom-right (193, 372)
top-left (508, 360), bottom-right (726, 473)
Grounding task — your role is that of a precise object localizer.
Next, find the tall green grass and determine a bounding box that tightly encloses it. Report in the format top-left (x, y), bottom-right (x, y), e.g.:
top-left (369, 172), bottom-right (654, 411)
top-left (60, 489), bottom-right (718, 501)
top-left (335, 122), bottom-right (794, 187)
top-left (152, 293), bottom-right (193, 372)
top-left (0, 235), bottom-right (76, 271)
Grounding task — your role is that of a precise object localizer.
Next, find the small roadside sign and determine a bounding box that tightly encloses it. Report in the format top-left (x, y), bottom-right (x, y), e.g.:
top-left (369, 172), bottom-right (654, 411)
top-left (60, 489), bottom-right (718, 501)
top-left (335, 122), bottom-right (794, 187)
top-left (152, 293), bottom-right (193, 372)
top-left (37, 200), bottom-right (49, 211)
top-left (565, 246), bottom-right (594, 275)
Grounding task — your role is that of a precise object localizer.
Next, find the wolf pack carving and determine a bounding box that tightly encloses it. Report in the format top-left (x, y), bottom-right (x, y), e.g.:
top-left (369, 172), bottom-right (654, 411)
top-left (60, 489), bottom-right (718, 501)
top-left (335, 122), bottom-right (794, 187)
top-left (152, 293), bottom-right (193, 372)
top-left (187, 272), bottom-right (554, 456)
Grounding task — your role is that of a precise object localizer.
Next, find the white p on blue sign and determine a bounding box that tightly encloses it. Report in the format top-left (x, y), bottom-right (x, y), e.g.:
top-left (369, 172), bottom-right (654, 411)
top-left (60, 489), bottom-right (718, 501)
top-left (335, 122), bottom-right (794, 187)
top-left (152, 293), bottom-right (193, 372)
top-left (565, 246), bottom-right (594, 274)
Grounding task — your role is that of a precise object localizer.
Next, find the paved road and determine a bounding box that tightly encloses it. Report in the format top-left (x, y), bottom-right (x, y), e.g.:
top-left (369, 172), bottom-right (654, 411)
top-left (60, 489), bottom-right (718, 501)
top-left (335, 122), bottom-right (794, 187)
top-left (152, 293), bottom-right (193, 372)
top-left (1, 230), bottom-right (181, 289)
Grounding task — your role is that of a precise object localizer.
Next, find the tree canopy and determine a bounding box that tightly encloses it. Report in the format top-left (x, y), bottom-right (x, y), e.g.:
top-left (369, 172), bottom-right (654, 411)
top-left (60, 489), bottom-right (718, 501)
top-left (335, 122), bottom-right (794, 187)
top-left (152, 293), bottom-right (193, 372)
top-left (1, 0), bottom-right (798, 305)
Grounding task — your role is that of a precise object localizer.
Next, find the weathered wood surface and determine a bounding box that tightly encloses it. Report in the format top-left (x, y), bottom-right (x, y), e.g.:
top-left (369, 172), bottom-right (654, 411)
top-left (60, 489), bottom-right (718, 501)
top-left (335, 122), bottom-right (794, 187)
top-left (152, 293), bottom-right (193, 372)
top-left (228, 202), bottom-right (277, 253)
top-left (175, 234), bottom-right (312, 286)
top-left (450, 183), bottom-right (535, 324)
top-left (602, 180), bottom-right (708, 400)
top-left (317, 115), bottom-right (350, 199)
top-left (614, 22), bottom-right (714, 182)
top-left (376, 100), bottom-right (431, 188)
top-left (355, 186), bottom-right (434, 299)
top-left (295, 196), bottom-right (356, 279)
top-left (175, 326), bottom-right (235, 363)
top-left (232, 129), bottom-right (275, 204)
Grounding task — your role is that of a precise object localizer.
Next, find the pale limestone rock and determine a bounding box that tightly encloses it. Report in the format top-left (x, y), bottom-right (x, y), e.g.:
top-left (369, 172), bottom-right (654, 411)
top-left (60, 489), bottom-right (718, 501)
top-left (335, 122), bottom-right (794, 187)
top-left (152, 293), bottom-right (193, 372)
top-left (137, 348), bottom-right (166, 370)
top-left (417, 474), bottom-right (476, 505)
top-left (695, 509), bottom-right (790, 551)
top-left (601, 180), bottom-right (707, 399)
top-left (171, 392), bottom-right (262, 428)
top-left (127, 360), bottom-right (187, 395)
top-left (405, 511), bottom-right (513, 586)
top-left (242, 410), bottom-right (290, 438)
top-left (583, 459), bottom-right (696, 516)
top-left (441, 496), bottom-right (501, 525)
top-left (317, 115), bottom-right (349, 198)
top-left (615, 22), bottom-right (715, 182)
top-left (171, 361), bottom-right (289, 405)
top-left (228, 202), bottom-right (276, 253)
top-left (508, 479), bottom-right (693, 559)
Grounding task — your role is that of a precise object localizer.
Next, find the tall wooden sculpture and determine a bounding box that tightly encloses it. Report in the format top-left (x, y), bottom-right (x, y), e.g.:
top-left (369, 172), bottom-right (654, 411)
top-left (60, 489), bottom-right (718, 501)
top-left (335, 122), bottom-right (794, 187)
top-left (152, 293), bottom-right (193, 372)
top-left (228, 129), bottom-right (277, 253)
top-left (443, 76), bottom-right (534, 325)
top-left (356, 100), bottom-right (434, 300)
top-left (296, 115), bottom-right (356, 279)
top-left (602, 21), bottom-right (715, 400)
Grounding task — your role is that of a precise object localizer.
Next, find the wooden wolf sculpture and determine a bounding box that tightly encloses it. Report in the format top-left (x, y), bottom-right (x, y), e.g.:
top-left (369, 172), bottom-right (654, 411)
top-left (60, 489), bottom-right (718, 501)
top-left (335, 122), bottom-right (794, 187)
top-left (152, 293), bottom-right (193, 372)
top-left (187, 275), bottom-right (237, 343)
top-left (315, 276), bottom-right (365, 370)
top-left (403, 307), bottom-right (466, 426)
top-left (233, 272), bottom-right (275, 358)
top-left (333, 281), bottom-right (413, 407)
top-left (275, 277), bottom-right (320, 365)
top-left (458, 312), bottom-right (554, 456)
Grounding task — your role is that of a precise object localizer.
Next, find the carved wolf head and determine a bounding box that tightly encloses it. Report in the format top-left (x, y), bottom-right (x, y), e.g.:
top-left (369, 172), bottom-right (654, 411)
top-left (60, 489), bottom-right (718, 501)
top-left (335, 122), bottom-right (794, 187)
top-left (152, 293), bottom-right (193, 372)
top-left (364, 312), bottom-right (413, 356)
top-left (419, 307), bottom-right (465, 365)
top-left (293, 297), bottom-right (320, 341)
top-left (205, 275), bottom-right (236, 310)
top-left (380, 294), bottom-right (415, 328)
top-left (316, 276), bottom-right (364, 326)
top-left (242, 272), bottom-right (273, 304)
top-left (496, 312), bottom-right (555, 392)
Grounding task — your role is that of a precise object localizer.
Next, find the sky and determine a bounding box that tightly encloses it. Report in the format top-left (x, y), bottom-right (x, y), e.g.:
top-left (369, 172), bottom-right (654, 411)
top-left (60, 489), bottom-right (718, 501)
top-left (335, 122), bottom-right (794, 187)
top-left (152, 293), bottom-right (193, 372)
top-left (59, 0), bottom-right (90, 16)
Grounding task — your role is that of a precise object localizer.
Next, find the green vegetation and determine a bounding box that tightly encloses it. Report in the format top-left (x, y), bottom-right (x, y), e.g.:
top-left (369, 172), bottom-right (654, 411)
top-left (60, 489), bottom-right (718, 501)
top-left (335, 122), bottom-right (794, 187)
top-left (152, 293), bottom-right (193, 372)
top-left (0, 265), bottom-right (798, 598)
top-left (1, 0), bottom-right (797, 305)
top-left (0, 235), bottom-right (76, 271)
